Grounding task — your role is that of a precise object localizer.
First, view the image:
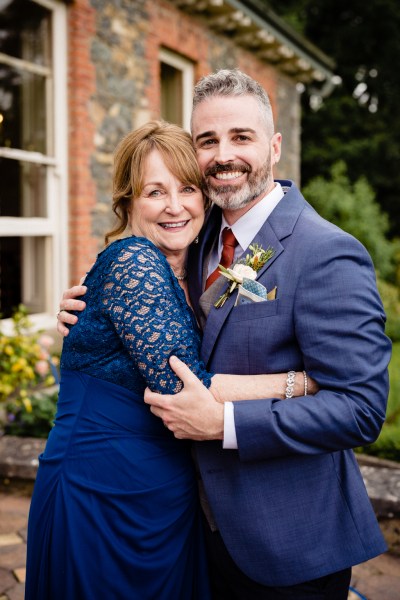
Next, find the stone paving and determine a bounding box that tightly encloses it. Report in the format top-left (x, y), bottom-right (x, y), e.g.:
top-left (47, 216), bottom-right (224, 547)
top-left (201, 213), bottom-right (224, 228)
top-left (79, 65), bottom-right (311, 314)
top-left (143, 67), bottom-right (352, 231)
top-left (0, 481), bottom-right (399, 600)
top-left (0, 438), bottom-right (400, 599)
top-left (0, 482), bottom-right (31, 600)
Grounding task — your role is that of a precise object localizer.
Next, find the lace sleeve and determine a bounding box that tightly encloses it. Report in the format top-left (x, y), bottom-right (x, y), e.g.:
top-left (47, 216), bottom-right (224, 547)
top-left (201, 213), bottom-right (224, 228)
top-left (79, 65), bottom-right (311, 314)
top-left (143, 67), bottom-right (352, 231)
top-left (102, 240), bottom-right (212, 394)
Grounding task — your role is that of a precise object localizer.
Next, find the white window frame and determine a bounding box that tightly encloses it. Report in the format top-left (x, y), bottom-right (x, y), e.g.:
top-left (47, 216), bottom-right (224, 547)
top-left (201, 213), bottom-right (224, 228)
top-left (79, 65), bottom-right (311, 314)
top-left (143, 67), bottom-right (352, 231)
top-left (0, 0), bottom-right (68, 332)
top-left (159, 48), bottom-right (194, 133)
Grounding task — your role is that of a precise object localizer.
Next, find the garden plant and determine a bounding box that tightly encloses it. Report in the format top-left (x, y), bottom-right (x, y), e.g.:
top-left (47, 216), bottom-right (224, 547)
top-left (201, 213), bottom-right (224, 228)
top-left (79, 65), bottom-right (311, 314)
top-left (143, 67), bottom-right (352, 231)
top-left (0, 305), bottom-right (59, 438)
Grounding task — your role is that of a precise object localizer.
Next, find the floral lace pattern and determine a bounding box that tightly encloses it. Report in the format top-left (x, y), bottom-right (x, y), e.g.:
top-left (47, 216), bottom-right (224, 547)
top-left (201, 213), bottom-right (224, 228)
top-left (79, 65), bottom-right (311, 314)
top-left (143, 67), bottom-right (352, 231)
top-left (61, 237), bottom-right (212, 394)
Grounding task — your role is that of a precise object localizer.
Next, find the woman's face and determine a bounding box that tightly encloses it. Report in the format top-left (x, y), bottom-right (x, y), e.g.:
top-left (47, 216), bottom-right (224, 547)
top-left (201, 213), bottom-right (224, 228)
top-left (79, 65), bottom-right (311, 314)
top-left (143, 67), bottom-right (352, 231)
top-left (129, 149), bottom-right (204, 258)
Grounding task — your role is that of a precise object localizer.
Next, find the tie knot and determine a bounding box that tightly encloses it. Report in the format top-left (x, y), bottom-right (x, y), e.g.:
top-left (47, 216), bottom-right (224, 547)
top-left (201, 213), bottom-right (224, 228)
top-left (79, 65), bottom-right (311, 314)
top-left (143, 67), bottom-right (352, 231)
top-left (222, 228), bottom-right (237, 249)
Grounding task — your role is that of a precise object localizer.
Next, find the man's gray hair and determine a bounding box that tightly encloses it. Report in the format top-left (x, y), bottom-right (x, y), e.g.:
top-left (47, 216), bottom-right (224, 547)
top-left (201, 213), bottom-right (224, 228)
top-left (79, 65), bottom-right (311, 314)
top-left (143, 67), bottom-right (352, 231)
top-left (192, 68), bottom-right (274, 132)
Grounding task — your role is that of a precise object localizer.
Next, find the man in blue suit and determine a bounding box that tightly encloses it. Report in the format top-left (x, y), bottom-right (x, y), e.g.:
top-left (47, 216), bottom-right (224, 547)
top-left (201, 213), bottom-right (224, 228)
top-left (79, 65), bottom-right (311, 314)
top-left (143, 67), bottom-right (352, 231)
top-left (144, 70), bottom-right (392, 599)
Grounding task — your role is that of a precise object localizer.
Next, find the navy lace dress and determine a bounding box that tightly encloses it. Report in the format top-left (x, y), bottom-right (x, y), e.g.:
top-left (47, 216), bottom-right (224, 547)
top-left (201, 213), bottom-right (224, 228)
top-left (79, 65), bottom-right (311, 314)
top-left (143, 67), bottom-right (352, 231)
top-left (25, 237), bottom-right (212, 600)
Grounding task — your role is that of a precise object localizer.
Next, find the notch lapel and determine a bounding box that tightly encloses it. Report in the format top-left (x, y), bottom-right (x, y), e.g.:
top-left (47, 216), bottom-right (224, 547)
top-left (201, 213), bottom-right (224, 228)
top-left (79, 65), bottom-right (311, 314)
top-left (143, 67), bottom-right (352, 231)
top-left (200, 182), bottom-right (307, 366)
top-left (200, 218), bottom-right (282, 366)
top-left (188, 206), bottom-right (221, 319)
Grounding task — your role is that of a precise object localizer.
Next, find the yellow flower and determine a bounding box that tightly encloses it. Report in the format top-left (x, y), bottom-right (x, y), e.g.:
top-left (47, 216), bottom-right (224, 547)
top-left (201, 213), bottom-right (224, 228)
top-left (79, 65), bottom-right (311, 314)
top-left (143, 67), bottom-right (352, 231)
top-left (0, 382), bottom-right (13, 396)
top-left (11, 358), bottom-right (28, 372)
top-left (25, 366), bottom-right (35, 379)
top-left (4, 345), bottom-right (13, 356)
top-left (22, 397), bottom-right (33, 413)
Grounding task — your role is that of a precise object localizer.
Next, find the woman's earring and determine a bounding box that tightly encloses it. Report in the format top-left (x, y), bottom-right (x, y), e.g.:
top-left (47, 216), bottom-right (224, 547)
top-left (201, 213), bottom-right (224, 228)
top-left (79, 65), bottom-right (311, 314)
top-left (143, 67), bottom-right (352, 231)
top-left (193, 236), bottom-right (199, 244)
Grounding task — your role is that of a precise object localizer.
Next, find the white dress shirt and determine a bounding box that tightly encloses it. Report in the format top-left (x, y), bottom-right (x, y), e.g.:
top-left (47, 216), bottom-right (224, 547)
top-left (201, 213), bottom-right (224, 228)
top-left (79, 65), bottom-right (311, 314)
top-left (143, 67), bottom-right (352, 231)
top-left (206, 183), bottom-right (284, 449)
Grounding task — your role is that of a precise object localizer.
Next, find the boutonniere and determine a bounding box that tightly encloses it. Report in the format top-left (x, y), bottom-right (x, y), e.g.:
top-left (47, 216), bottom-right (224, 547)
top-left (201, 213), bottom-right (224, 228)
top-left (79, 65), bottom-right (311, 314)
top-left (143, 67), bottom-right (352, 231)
top-left (214, 244), bottom-right (275, 308)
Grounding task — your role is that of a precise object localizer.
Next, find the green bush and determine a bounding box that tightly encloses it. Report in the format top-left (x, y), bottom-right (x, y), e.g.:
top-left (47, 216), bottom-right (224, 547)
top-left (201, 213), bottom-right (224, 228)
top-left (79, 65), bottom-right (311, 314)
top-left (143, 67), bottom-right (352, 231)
top-left (358, 342), bottom-right (400, 462)
top-left (0, 305), bottom-right (59, 437)
top-left (377, 278), bottom-right (400, 342)
top-left (5, 389), bottom-right (58, 438)
top-left (304, 160), bottom-right (400, 399)
top-left (304, 161), bottom-right (397, 280)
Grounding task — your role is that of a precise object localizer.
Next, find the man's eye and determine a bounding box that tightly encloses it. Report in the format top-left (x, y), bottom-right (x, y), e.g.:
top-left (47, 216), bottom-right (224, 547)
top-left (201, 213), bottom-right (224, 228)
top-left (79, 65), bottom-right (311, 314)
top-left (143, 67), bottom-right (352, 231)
top-left (200, 139), bottom-right (216, 147)
top-left (235, 135), bottom-right (250, 142)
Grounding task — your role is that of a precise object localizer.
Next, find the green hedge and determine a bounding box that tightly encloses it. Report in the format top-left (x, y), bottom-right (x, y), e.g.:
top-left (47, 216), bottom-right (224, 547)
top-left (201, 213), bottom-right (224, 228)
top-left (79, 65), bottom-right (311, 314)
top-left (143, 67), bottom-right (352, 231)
top-left (358, 341), bottom-right (400, 461)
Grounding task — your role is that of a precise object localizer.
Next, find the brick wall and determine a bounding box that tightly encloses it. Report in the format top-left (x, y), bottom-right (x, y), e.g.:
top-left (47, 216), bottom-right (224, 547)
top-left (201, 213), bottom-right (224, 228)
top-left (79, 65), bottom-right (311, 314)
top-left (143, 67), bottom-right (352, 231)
top-left (66, 0), bottom-right (301, 284)
top-left (68, 0), bottom-right (98, 283)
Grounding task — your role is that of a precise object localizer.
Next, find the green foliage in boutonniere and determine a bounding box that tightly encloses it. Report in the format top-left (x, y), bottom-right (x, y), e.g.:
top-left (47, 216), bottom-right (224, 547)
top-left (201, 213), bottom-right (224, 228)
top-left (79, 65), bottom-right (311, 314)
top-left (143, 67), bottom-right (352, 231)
top-left (214, 244), bottom-right (275, 308)
top-left (241, 244), bottom-right (275, 271)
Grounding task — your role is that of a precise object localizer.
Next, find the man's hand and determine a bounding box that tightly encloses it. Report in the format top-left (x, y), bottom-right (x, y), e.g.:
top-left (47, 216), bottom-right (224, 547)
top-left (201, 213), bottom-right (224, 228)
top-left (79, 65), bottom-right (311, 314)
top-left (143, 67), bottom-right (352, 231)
top-left (144, 356), bottom-right (224, 440)
top-left (56, 285), bottom-right (87, 336)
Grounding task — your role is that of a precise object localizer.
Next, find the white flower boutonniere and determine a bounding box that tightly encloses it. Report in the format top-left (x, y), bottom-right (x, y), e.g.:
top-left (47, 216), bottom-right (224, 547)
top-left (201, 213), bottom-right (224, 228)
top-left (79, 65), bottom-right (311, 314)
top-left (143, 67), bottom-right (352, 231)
top-left (214, 244), bottom-right (275, 308)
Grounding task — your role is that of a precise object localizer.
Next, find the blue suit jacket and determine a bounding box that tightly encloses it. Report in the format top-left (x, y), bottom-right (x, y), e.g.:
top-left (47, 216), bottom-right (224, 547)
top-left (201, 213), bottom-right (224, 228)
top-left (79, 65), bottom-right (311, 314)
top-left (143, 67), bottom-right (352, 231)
top-left (187, 180), bottom-right (391, 586)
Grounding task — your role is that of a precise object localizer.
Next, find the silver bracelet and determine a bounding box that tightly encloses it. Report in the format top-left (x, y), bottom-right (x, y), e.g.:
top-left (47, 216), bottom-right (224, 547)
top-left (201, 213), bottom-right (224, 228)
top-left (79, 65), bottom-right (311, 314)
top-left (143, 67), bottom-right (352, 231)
top-left (303, 370), bottom-right (308, 396)
top-left (285, 371), bottom-right (296, 399)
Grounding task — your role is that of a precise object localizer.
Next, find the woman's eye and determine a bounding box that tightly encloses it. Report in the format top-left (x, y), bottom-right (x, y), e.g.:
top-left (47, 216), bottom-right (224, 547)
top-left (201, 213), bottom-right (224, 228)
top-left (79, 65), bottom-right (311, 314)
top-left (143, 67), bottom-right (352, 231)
top-left (148, 189), bottom-right (162, 197)
top-left (182, 186), bottom-right (196, 193)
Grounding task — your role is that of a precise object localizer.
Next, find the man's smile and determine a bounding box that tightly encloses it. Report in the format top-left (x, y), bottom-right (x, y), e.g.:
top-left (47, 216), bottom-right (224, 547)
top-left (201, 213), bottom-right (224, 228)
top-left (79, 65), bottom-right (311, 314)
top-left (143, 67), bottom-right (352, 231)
top-left (214, 171), bottom-right (244, 181)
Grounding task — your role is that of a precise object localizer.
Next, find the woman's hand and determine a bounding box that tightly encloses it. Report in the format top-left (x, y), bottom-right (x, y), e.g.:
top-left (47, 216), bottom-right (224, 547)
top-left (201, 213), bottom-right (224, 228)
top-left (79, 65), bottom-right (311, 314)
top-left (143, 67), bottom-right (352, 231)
top-left (56, 285), bottom-right (87, 336)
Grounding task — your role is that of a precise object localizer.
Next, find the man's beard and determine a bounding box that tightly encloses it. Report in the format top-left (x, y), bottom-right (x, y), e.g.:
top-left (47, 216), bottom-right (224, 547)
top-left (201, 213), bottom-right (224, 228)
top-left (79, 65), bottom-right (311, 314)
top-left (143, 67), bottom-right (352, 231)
top-left (202, 159), bottom-right (273, 211)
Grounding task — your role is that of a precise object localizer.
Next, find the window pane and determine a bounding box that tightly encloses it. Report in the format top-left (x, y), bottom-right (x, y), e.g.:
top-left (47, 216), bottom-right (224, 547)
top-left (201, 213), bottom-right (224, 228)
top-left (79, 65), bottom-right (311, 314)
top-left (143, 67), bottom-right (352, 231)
top-left (0, 236), bottom-right (21, 318)
top-left (0, 236), bottom-right (47, 318)
top-left (0, 65), bottom-right (47, 152)
top-left (0, 0), bottom-right (50, 153)
top-left (0, 157), bottom-right (47, 217)
top-left (21, 236), bottom-right (47, 313)
top-left (161, 63), bottom-right (183, 127)
top-left (0, 0), bottom-right (50, 65)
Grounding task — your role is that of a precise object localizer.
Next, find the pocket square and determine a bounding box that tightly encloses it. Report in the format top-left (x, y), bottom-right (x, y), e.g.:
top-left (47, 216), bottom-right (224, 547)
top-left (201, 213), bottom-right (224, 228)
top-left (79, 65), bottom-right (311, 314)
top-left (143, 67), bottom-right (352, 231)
top-left (242, 278), bottom-right (267, 298)
top-left (235, 277), bottom-right (267, 306)
top-left (235, 286), bottom-right (265, 306)
top-left (234, 281), bottom-right (277, 306)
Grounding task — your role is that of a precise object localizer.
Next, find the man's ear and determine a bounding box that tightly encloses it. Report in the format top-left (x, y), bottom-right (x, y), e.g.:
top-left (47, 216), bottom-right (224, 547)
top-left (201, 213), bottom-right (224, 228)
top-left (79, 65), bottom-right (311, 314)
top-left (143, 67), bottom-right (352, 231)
top-left (271, 132), bottom-right (282, 166)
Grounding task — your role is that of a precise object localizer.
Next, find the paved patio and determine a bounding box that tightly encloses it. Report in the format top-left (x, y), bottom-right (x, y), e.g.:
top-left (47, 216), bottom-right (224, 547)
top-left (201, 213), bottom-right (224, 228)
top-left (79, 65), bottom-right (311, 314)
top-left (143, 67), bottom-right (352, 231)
top-left (0, 438), bottom-right (400, 599)
top-left (0, 480), bottom-right (399, 600)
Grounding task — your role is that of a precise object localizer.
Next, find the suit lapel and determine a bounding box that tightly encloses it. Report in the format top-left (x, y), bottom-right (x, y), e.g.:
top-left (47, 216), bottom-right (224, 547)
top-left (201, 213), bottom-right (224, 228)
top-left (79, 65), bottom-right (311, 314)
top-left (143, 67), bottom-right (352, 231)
top-left (200, 181), bottom-right (307, 366)
top-left (188, 206), bottom-right (221, 319)
top-left (245, 219), bottom-right (283, 279)
top-left (242, 181), bottom-right (307, 281)
top-left (200, 218), bottom-right (283, 365)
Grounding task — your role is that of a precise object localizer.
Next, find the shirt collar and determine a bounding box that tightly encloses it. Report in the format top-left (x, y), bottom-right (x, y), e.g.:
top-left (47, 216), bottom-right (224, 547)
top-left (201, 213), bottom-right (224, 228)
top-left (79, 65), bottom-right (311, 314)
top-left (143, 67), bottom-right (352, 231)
top-left (220, 182), bottom-right (284, 255)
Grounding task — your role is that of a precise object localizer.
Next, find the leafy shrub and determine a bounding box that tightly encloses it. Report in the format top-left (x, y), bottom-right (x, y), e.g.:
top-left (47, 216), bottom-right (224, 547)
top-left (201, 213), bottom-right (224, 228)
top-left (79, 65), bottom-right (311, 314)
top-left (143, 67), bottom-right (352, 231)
top-left (304, 161), bottom-right (400, 345)
top-left (358, 342), bottom-right (400, 462)
top-left (377, 278), bottom-right (400, 342)
top-left (303, 161), bottom-right (397, 280)
top-left (5, 389), bottom-right (58, 438)
top-left (0, 305), bottom-right (59, 437)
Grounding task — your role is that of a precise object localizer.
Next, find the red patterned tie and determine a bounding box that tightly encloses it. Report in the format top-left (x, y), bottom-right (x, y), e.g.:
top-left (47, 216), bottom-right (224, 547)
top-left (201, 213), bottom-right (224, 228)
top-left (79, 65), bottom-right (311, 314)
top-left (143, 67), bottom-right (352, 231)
top-left (205, 228), bottom-right (238, 290)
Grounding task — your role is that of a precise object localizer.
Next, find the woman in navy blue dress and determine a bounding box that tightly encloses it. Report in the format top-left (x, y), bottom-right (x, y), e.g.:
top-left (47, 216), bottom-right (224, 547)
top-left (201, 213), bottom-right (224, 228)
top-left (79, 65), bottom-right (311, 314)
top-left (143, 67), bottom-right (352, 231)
top-left (25, 121), bottom-right (312, 599)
